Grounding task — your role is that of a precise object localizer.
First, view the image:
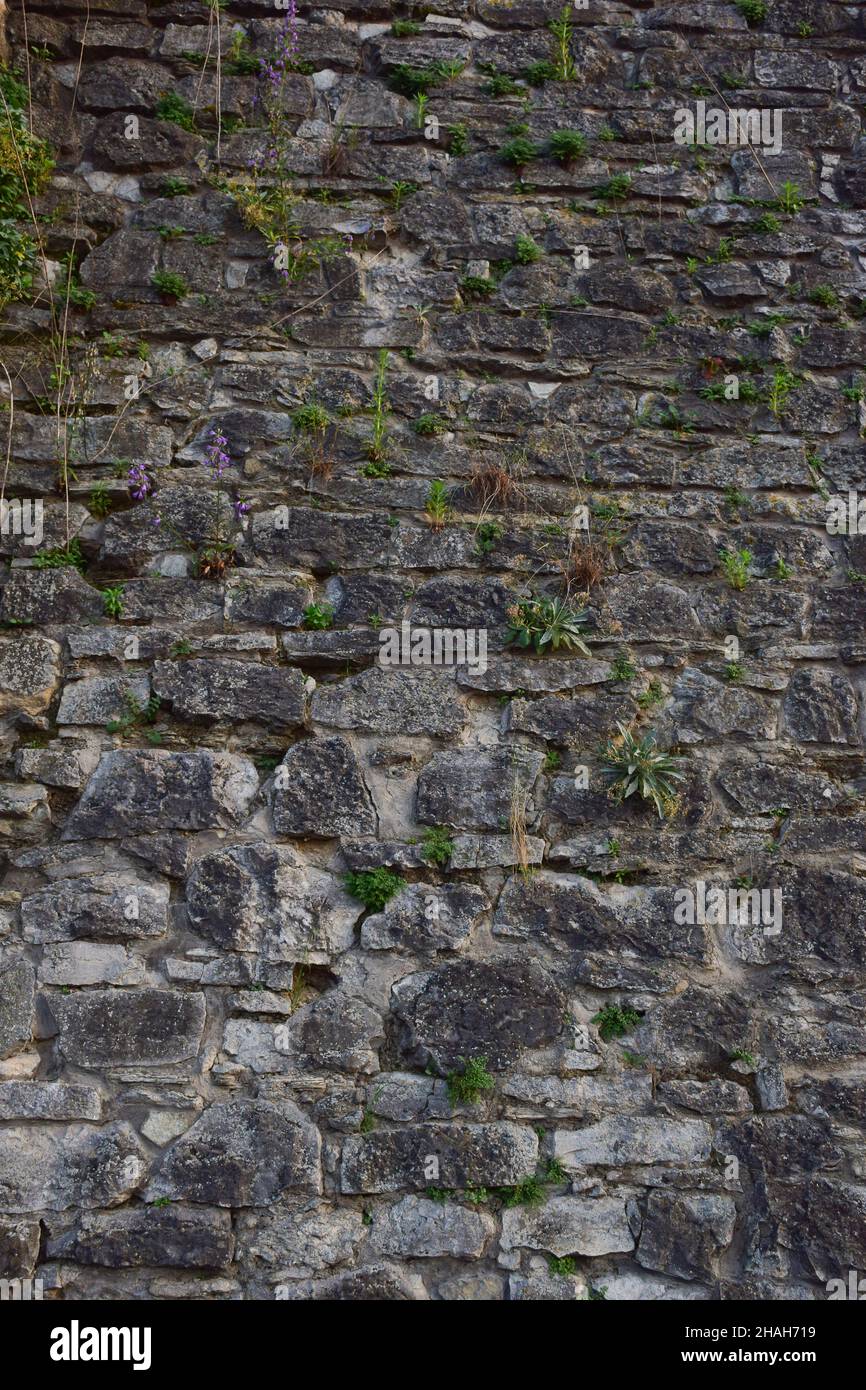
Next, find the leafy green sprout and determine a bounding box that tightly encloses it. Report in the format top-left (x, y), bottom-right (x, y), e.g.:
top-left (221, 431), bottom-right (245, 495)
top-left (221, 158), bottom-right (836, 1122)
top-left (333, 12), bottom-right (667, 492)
top-left (592, 1003), bottom-right (641, 1042)
top-left (514, 233), bottom-right (541, 264)
top-left (425, 480), bottom-right (451, 530)
top-left (474, 520), bottom-right (503, 555)
top-left (446, 1056), bottom-right (495, 1106)
top-left (500, 136), bottom-right (539, 169)
top-left (719, 546), bottom-right (753, 591)
top-left (421, 826), bottom-right (454, 868)
top-left (550, 129), bottom-right (587, 163)
top-left (600, 722), bottom-right (685, 819)
top-left (302, 602), bottom-right (334, 630)
top-left (151, 270), bottom-right (189, 301)
top-left (344, 868), bottom-right (404, 912)
top-left (101, 585), bottom-right (125, 618)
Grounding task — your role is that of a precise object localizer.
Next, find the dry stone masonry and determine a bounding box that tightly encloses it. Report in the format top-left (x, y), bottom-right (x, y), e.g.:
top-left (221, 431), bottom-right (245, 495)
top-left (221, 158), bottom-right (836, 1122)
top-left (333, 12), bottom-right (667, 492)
top-left (0, 0), bottom-right (865, 1301)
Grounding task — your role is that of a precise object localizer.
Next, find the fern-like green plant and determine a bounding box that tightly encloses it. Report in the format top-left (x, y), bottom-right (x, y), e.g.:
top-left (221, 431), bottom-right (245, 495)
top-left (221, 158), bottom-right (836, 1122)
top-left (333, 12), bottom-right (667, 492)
top-left (447, 1056), bottom-right (494, 1105)
top-left (345, 868), bottom-right (404, 912)
top-left (600, 722), bottom-right (685, 819)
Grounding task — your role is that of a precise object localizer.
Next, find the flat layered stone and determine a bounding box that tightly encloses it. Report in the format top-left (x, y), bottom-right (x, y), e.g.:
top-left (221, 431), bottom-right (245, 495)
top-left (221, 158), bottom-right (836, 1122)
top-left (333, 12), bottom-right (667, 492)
top-left (340, 1123), bottom-right (538, 1194)
top-left (501, 1197), bottom-right (635, 1257)
top-left (146, 1099), bottom-right (321, 1206)
top-left (46, 1205), bottom-right (233, 1269)
top-left (64, 750), bottom-right (259, 838)
top-left (49, 989), bottom-right (206, 1069)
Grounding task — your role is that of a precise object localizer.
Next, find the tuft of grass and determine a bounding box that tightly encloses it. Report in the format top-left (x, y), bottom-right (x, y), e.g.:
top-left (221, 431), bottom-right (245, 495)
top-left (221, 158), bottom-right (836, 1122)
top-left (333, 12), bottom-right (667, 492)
top-left (447, 1055), bottom-right (495, 1105)
top-left (719, 546), bottom-right (753, 591)
top-left (548, 1255), bottom-right (577, 1276)
top-left (155, 91), bottom-right (196, 131)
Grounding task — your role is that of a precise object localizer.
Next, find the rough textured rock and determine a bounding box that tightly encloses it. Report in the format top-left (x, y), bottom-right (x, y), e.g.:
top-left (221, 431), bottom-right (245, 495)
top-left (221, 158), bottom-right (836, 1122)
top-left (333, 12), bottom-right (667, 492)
top-left (0, 0), bottom-right (863, 1304)
top-left (146, 1100), bottom-right (321, 1206)
top-left (185, 842), bottom-right (360, 963)
top-left (64, 750), bottom-right (259, 838)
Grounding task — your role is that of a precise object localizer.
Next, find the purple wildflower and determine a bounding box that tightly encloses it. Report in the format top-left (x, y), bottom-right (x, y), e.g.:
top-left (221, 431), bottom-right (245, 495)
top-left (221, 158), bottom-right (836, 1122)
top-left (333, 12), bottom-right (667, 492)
top-left (204, 427), bottom-right (232, 479)
top-left (234, 496), bottom-right (252, 519)
top-left (128, 461), bottom-right (155, 501)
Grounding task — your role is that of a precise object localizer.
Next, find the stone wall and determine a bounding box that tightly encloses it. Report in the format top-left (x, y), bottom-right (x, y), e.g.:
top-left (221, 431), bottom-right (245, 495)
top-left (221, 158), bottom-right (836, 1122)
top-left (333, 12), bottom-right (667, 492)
top-left (1, 0), bottom-right (865, 1301)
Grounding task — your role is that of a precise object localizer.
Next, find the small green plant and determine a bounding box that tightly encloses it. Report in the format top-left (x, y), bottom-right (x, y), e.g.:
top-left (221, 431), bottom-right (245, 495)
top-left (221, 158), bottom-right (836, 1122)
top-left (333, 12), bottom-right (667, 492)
top-left (302, 602), bottom-right (334, 629)
top-left (293, 402), bottom-right (330, 434)
top-left (505, 594), bottom-right (591, 655)
top-left (155, 91), bottom-right (196, 131)
top-left (610, 650), bottom-right (638, 683)
top-left (550, 129), bottom-right (587, 164)
top-left (719, 546), bottom-right (753, 591)
top-left (808, 284), bottom-right (840, 309)
top-left (725, 661), bottom-right (745, 682)
top-left (425, 479), bottom-right (451, 531)
top-left (33, 539), bottom-right (86, 573)
top-left (730, 1045), bottom-right (756, 1066)
top-left (483, 71), bottom-right (522, 98)
top-left (543, 748), bottom-right (562, 773)
top-left (548, 4), bottom-right (576, 81)
top-left (514, 233), bottom-right (541, 265)
top-left (170, 639), bottom-right (192, 658)
top-left (765, 365), bottom-right (798, 419)
top-left (775, 180), bottom-right (806, 215)
top-left (225, 31), bottom-right (260, 75)
top-left (366, 348), bottom-right (390, 465)
top-left (106, 689), bottom-right (161, 738)
top-left (88, 481), bottom-right (111, 517)
top-left (447, 1056), bottom-right (495, 1106)
top-left (390, 179), bottom-right (416, 210)
top-left (421, 825), bottom-right (454, 867)
top-left (151, 270), bottom-right (189, 301)
top-left (548, 1255), bottom-right (577, 1277)
top-left (499, 1177), bottom-right (545, 1208)
top-left (160, 176), bottom-right (190, 197)
top-left (345, 868), bottom-right (404, 912)
top-left (636, 678), bottom-right (664, 711)
top-left (460, 274), bottom-right (495, 299)
top-left (724, 486), bottom-right (748, 515)
top-left (101, 585), bottom-right (125, 618)
top-left (772, 556), bottom-right (793, 580)
top-left (447, 123), bottom-right (469, 157)
top-left (474, 520), bottom-right (503, 556)
top-left (734, 0), bottom-right (768, 25)
top-left (391, 19), bottom-right (422, 37)
top-left (594, 173), bottom-right (632, 202)
top-left (500, 136), bottom-right (539, 169)
top-left (600, 722), bottom-right (685, 819)
top-left (592, 1003), bottom-right (641, 1042)
top-left (413, 413), bottom-right (447, 437)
